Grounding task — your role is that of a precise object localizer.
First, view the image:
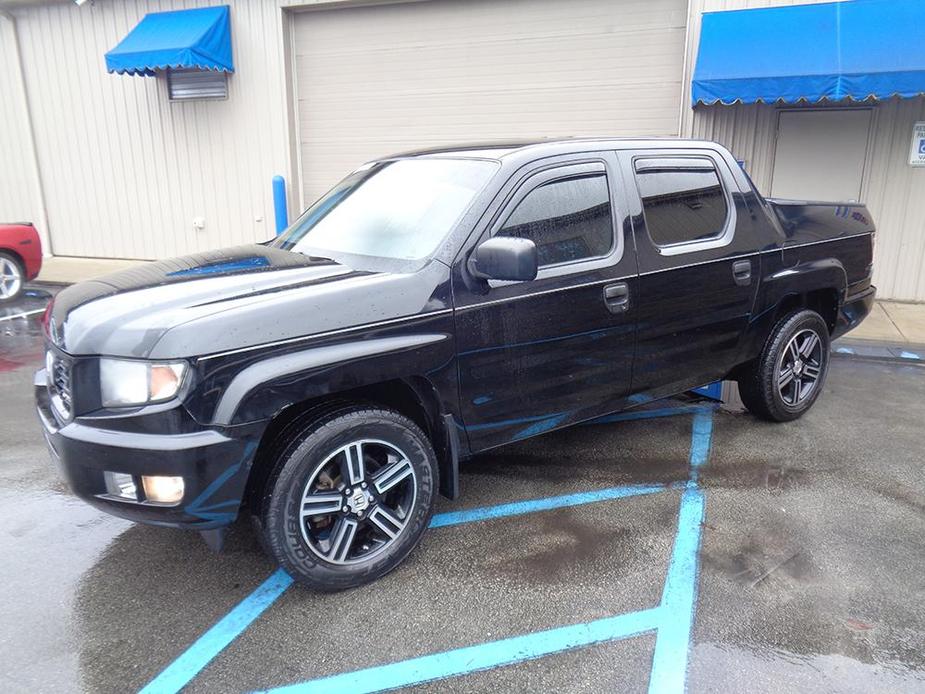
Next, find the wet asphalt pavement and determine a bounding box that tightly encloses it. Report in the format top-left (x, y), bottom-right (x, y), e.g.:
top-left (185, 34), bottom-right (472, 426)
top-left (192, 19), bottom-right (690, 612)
top-left (1, 287), bottom-right (924, 693)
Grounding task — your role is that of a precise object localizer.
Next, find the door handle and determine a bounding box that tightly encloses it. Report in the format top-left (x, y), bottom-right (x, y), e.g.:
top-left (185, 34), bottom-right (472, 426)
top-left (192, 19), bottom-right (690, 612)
top-left (732, 259), bottom-right (752, 286)
top-left (603, 282), bottom-right (630, 313)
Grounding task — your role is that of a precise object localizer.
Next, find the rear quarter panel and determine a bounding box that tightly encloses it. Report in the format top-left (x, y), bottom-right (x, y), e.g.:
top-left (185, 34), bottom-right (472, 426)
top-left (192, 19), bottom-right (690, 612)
top-left (0, 223), bottom-right (42, 280)
top-left (734, 201), bottom-right (875, 365)
top-left (771, 201), bottom-right (875, 293)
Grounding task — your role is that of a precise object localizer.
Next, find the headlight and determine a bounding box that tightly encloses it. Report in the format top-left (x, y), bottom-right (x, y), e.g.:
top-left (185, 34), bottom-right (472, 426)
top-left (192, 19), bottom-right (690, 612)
top-left (100, 358), bottom-right (188, 408)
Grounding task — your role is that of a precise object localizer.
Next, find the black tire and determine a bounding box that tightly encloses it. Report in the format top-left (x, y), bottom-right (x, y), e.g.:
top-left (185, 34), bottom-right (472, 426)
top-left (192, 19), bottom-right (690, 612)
top-left (0, 251), bottom-right (24, 303)
top-left (738, 309), bottom-right (830, 422)
top-left (259, 406), bottom-right (438, 591)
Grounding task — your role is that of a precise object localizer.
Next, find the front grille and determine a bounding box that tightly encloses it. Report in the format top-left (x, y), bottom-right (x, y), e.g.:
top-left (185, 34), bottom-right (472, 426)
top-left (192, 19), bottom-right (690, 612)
top-left (47, 350), bottom-right (73, 419)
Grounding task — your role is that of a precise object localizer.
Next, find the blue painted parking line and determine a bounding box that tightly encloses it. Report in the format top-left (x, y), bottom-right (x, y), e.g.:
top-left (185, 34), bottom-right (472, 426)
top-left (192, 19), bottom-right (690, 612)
top-left (139, 405), bottom-right (712, 694)
top-left (139, 484), bottom-right (670, 693)
top-left (429, 484), bottom-right (666, 528)
top-left (256, 411), bottom-right (714, 694)
top-left (258, 608), bottom-right (664, 694)
top-left (647, 409), bottom-right (712, 693)
top-left (140, 569), bottom-right (295, 694)
top-left (586, 405), bottom-right (710, 424)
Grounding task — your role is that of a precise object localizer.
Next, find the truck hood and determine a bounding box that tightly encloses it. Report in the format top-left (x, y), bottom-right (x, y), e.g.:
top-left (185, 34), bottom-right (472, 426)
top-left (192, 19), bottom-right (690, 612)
top-left (48, 245), bottom-right (449, 359)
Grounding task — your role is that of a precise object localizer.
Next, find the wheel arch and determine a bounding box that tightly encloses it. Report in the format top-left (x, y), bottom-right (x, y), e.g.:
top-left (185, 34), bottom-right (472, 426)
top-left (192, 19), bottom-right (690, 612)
top-left (733, 258), bottom-right (846, 375)
top-left (243, 376), bottom-right (459, 514)
top-left (0, 247), bottom-right (26, 273)
top-left (770, 287), bottom-right (841, 334)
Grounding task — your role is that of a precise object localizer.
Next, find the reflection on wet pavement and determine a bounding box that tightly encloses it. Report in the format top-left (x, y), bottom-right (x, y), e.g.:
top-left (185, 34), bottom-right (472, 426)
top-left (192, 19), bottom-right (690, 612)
top-left (0, 287), bottom-right (57, 374)
top-left (1, 284), bottom-right (924, 693)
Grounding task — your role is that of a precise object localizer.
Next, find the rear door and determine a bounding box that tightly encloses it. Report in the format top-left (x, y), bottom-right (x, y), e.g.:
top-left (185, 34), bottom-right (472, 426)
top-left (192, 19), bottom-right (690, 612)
top-left (454, 153), bottom-right (637, 452)
top-left (619, 149), bottom-right (760, 397)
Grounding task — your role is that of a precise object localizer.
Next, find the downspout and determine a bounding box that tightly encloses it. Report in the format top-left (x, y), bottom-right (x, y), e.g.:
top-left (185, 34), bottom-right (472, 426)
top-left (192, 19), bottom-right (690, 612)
top-left (1, 9), bottom-right (52, 256)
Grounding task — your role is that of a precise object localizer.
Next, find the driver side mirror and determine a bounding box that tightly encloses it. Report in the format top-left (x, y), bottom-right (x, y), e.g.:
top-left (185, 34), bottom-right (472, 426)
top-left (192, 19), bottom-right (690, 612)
top-left (467, 237), bottom-right (538, 282)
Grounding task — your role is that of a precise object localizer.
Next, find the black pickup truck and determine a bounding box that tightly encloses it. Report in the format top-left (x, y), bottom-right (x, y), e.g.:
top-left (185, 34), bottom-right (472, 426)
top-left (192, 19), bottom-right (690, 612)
top-left (35, 138), bottom-right (875, 590)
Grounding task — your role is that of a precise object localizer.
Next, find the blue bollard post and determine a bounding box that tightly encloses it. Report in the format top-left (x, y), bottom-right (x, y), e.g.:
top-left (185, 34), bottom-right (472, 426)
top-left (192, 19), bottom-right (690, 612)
top-left (272, 175), bottom-right (288, 235)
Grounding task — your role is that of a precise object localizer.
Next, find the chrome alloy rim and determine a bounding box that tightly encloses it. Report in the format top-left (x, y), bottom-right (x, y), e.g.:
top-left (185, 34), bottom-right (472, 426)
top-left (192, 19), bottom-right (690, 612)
top-left (0, 257), bottom-right (22, 300)
top-left (777, 328), bottom-right (824, 406)
top-left (299, 439), bottom-right (417, 565)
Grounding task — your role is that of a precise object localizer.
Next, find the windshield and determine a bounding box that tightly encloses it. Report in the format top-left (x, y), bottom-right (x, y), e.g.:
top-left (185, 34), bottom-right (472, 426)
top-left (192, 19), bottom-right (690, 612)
top-left (273, 158), bottom-right (498, 261)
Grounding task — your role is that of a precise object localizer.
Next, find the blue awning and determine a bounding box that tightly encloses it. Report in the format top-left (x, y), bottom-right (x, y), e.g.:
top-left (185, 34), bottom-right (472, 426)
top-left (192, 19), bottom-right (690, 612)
top-left (105, 6), bottom-right (233, 76)
top-left (692, 0), bottom-right (925, 105)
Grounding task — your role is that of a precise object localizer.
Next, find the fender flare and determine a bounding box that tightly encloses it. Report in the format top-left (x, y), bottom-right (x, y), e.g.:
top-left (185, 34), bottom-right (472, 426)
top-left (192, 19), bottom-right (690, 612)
top-left (211, 333), bottom-right (449, 426)
top-left (766, 257), bottom-right (848, 302)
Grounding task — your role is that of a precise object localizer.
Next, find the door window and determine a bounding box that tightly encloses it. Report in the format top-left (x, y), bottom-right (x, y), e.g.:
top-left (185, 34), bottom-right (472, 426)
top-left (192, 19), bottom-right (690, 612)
top-left (634, 159), bottom-right (728, 247)
top-left (496, 174), bottom-right (613, 267)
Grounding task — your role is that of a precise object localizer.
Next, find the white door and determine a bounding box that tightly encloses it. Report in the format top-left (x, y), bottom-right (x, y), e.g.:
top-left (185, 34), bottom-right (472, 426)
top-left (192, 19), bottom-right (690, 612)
top-left (291, 0), bottom-right (687, 206)
top-left (771, 110), bottom-right (872, 202)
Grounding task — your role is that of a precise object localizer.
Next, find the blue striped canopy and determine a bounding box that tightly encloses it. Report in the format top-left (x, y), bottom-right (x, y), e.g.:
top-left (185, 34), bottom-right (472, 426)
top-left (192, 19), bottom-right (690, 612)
top-left (105, 6), bottom-right (233, 76)
top-left (693, 0), bottom-right (925, 105)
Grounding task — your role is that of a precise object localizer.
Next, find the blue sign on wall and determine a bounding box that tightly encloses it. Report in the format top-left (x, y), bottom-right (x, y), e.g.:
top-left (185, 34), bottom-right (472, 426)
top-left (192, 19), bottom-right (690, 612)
top-left (911, 122), bottom-right (925, 167)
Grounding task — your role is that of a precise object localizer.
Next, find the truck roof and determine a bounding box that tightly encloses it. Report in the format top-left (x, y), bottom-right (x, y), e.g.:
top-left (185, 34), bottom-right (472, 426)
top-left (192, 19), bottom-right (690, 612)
top-left (386, 137), bottom-right (718, 162)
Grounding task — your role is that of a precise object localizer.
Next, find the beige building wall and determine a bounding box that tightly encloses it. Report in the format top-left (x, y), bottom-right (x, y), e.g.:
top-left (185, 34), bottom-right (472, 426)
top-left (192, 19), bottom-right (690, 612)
top-left (3, 0), bottom-right (924, 300)
top-left (0, 14), bottom-right (47, 250)
top-left (1, 0), bottom-right (295, 260)
top-left (1, 0), bottom-right (687, 261)
top-left (292, 0), bottom-right (688, 205)
top-left (683, 0), bottom-right (925, 302)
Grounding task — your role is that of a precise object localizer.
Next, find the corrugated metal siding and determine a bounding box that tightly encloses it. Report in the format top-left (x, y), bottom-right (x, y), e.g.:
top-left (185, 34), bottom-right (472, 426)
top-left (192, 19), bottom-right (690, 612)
top-left (0, 18), bottom-right (43, 235)
top-left (862, 98), bottom-right (925, 301)
top-left (292, 0), bottom-right (688, 206)
top-left (684, 0), bottom-right (925, 301)
top-left (3, 0), bottom-right (292, 259)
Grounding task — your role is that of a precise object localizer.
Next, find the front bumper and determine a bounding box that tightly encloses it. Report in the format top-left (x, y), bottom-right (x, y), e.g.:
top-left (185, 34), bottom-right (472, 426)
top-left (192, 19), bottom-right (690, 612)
top-left (35, 368), bottom-right (261, 529)
top-left (833, 286), bottom-right (876, 340)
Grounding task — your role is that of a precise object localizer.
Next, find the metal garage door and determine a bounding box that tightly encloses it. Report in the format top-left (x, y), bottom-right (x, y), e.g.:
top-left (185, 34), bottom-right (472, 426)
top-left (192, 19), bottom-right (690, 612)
top-left (292, 0), bottom-right (687, 206)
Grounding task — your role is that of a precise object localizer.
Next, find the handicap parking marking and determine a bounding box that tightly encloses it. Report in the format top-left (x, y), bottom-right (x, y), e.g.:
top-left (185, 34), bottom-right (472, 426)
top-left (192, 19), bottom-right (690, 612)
top-left (648, 408), bottom-right (712, 693)
top-left (138, 405), bottom-right (714, 694)
top-left (429, 483), bottom-right (666, 528)
top-left (257, 609), bottom-right (664, 694)
top-left (139, 569), bottom-right (295, 694)
top-left (256, 409), bottom-right (714, 694)
top-left (139, 483), bottom-right (670, 694)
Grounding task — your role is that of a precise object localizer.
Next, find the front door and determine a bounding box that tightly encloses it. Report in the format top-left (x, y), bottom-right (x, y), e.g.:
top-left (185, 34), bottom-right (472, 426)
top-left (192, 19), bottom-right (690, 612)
top-left (620, 149), bottom-right (761, 398)
top-left (453, 153), bottom-right (637, 452)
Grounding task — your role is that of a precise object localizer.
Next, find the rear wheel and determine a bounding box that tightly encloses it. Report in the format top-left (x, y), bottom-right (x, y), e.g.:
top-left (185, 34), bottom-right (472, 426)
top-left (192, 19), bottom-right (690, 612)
top-left (259, 406), bottom-right (438, 591)
top-left (0, 252), bottom-right (24, 303)
top-left (738, 309), bottom-right (830, 422)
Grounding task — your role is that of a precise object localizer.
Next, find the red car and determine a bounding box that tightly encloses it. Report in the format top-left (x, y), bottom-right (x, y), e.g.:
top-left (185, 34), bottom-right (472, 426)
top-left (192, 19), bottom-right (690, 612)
top-left (0, 222), bottom-right (42, 302)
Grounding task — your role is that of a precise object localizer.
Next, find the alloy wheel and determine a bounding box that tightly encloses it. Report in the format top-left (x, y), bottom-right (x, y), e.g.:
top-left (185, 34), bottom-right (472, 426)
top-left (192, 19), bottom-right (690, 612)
top-left (777, 328), bottom-right (824, 406)
top-left (299, 438), bottom-right (417, 565)
top-left (0, 257), bottom-right (22, 300)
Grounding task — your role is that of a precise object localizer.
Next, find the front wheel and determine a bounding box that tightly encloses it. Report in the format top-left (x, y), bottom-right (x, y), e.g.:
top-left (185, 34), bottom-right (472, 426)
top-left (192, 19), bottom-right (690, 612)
top-left (738, 309), bottom-right (831, 422)
top-left (260, 406), bottom-right (438, 591)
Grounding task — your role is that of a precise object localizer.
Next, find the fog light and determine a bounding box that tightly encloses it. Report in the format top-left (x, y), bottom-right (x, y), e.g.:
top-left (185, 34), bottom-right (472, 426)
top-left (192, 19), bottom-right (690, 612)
top-left (142, 475), bottom-right (185, 504)
top-left (104, 471), bottom-right (137, 500)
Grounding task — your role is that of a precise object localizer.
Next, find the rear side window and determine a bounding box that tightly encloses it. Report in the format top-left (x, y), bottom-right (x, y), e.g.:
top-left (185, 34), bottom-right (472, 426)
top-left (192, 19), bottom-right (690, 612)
top-left (497, 174), bottom-right (613, 267)
top-left (634, 158), bottom-right (729, 247)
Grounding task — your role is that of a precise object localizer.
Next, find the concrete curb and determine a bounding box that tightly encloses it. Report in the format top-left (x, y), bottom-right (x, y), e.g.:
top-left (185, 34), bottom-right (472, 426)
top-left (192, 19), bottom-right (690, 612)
top-left (831, 340), bottom-right (925, 365)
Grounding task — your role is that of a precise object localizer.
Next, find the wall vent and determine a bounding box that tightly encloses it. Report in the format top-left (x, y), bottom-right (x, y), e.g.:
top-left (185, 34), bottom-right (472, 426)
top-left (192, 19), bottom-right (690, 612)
top-left (166, 69), bottom-right (228, 101)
